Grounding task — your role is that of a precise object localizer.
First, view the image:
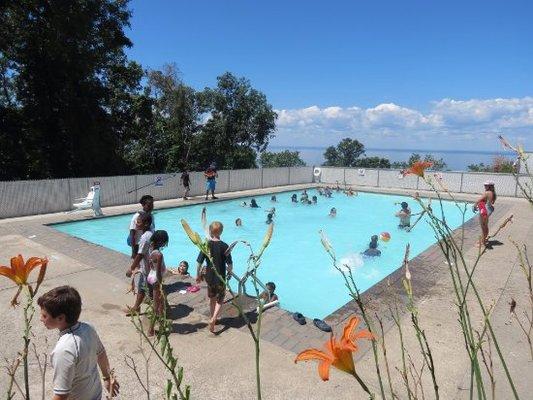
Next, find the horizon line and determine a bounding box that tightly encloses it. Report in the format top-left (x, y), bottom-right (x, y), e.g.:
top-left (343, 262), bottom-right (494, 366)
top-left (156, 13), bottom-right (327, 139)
top-left (268, 145), bottom-right (515, 156)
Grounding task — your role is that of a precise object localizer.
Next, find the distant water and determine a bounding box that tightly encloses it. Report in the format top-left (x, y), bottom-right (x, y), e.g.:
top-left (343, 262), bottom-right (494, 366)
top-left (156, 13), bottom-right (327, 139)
top-left (269, 146), bottom-right (515, 171)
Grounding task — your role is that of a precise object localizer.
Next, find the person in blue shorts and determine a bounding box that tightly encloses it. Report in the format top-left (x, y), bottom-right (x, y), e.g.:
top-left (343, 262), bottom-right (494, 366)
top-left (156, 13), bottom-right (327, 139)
top-left (204, 164), bottom-right (218, 200)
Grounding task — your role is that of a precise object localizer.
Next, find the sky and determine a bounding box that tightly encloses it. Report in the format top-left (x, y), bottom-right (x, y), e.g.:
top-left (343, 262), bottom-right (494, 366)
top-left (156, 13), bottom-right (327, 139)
top-left (126, 0), bottom-right (533, 152)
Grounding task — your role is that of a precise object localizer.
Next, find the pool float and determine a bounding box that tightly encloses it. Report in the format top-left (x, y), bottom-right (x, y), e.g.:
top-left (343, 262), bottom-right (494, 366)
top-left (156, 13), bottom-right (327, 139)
top-left (380, 232), bottom-right (391, 242)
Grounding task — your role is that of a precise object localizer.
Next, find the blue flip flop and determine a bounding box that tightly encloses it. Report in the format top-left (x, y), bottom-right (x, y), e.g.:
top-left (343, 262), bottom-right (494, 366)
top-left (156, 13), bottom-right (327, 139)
top-left (292, 312), bottom-right (306, 325)
top-left (313, 318), bottom-right (332, 332)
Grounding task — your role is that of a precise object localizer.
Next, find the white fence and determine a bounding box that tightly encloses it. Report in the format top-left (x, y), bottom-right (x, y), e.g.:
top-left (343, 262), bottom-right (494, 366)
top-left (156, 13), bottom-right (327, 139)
top-left (0, 165), bottom-right (529, 219)
top-left (0, 167), bottom-right (313, 219)
top-left (318, 167), bottom-right (528, 199)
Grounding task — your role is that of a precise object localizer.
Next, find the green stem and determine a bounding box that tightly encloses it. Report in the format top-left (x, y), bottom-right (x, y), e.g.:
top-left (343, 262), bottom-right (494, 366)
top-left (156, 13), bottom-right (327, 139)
top-left (352, 371), bottom-right (374, 398)
top-left (22, 285), bottom-right (35, 400)
top-left (343, 268), bottom-right (386, 400)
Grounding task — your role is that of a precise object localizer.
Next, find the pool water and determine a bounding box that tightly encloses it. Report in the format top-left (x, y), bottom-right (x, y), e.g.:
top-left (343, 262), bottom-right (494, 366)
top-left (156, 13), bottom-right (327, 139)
top-left (52, 190), bottom-right (474, 319)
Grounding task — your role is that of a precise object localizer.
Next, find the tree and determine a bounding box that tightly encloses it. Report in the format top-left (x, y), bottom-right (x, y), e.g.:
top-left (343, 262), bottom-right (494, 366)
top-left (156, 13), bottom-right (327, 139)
top-left (197, 72), bottom-right (277, 169)
top-left (392, 153), bottom-right (447, 171)
top-left (259, 150), bottom-right (306, 168)
top-left (468, 156), bottom-right (516, 173)
top-left (323, 138), bottom-right (365, 167)
top-left (353, 157), bottom-right (391, 169)
top-left (0, 0), bottom-right (142, 179)
top-left (122, 64), bottom-right (205, 173)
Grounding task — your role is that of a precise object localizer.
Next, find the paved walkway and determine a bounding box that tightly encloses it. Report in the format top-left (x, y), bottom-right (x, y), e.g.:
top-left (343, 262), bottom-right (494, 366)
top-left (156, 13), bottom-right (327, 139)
top-left (0, 184), bottom-right (531, 399)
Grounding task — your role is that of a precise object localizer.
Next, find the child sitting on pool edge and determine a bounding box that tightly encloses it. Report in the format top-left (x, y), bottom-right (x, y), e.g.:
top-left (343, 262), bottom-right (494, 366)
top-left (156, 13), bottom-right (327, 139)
top-left (260, 282), bottom-right (278, 303)
top-left (257, 282), bottom-right (279, 313)
top-left (170, 260), bottom-right (190, 278)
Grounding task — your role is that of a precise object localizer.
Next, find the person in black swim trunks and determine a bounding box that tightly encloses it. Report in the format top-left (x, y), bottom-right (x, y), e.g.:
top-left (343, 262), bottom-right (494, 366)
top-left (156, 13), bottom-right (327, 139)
top-left (196, 221), bottom-right (233, 333)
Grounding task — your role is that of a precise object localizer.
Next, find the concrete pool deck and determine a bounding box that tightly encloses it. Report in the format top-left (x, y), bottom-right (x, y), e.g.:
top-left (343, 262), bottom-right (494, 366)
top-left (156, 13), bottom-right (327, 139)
top-left (0, 183), bottom-right (531, 399)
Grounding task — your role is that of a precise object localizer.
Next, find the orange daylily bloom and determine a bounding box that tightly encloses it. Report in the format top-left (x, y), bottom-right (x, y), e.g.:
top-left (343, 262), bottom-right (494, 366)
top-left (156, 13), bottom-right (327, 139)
top-left (402, 161), bottom-right (433, 178)
top-left (295, 316), bottom-right (374, 381)
top-left (0, 255), bottom-right (48, 305)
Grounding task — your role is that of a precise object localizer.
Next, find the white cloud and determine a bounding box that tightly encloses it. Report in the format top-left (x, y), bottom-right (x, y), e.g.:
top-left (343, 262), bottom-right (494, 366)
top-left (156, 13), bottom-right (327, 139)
top-left (273, 97), bottom-right (533, 149)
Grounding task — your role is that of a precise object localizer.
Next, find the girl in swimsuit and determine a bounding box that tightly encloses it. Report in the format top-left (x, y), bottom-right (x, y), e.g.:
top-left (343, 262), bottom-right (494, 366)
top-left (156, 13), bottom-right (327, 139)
top-left (473, 181), bottom-right (496, 245)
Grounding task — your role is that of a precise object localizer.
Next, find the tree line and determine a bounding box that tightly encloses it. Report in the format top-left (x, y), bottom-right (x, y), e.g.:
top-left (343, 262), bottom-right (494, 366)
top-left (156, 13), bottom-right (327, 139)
top-left (0, 0), bottom-right (276, 180)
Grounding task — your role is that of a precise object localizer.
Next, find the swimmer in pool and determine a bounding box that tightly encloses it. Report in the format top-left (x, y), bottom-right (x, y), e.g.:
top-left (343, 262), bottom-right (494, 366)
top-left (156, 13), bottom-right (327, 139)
top-left (250, 199), bottom-right (260, 208)
top-left (312, 196), bottom-right (318, 204)
top-left (362, 235), bottom-right (381, 257)
top-left (291, 194), bottom-right (298, 203)
top-left (235, 218), bottom-right (242, 227)
top-left (395, 202), bottom-right (411, 228)
top-left (266, 213), bottom-right (273, 224)
top-left (271, 195), bottom-right (277, 202)
top-left (329, 207), bottom-right (337, 217)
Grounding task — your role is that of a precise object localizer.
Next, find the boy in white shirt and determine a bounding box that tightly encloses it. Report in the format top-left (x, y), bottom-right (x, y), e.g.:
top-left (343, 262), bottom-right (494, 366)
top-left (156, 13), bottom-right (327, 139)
top-left (128, 195), bottom-right (155, 258)
top-left (38, 286), bottom-right (119, 400)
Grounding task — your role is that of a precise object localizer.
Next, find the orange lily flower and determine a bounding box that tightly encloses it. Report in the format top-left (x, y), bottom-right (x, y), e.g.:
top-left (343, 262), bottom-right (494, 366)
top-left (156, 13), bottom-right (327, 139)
top-left (402, 161), bottom-right (433, 178)
top-left (295, 316), bottom-right (374, 381)
top-left (0, 255), bottom-right (48, 305)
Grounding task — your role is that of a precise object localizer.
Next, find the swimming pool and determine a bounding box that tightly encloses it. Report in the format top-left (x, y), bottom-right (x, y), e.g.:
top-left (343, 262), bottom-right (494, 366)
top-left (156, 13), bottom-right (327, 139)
top-left (52, 189), bottom-right (474, 319)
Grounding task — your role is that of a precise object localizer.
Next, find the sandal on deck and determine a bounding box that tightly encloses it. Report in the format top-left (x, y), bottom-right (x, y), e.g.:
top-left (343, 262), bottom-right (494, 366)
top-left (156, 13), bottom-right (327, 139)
top-left (313, 318), bottom-right (332, 332)
top-left (292, 312), bottom-right (306, 325)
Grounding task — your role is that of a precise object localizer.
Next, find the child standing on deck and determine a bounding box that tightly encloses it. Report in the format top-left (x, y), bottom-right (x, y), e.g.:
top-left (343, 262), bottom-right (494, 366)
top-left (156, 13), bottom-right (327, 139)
top-left (128, 195), bottom-right (155, 259)
top-left (147, 230), bottom-right (169, 336)
top-left (196, 221), bottom-right (233, 333)
top-left (126, 213), bottom-right (154, 315)
top-left (38, 286), bottom-right (120, 400)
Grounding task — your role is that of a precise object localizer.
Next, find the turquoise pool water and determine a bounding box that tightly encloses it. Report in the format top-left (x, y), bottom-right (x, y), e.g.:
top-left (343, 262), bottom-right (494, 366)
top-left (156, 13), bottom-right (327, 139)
top-left (52, 190), bottom-right (474, 319)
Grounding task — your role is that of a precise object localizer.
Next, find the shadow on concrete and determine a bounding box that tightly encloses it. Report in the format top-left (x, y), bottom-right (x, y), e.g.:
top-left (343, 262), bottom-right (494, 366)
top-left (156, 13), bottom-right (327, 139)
top-left (171, 321), bottom-right (208, 334)
top-left (486, 239), bottom-right (504, 250)
top-left (214, 310), bottom-right (259, 335)
top-left (164, 280), bottom-right (192, 293)
top-left (167, 303), bottom-right (194, 320)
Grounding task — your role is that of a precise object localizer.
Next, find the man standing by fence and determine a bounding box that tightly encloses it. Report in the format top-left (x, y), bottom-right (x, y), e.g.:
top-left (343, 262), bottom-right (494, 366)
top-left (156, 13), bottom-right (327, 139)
top-left (204, 164), bottom-right (218, 200)
top-left (180, 169), bottom-right (191, 200)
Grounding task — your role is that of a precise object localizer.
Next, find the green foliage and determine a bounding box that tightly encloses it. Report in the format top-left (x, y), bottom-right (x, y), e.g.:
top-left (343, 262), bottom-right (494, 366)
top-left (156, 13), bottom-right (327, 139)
top-left (0, 0), bottom-right (140, 179)
top-left (323, 138), bottom-right (365, 167)
top-left (0, 4), bottom-right (277, 179)
top-left (353, 156), bottom-right (391, 168)
top-left (196, 72), bottom-right (277, 170)
top-left (468, 156), bottom-right (517, 173)
top-left (392, 153), bottom-right (448, 171)
top-left (259, 150), bottom-right (306, 168)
